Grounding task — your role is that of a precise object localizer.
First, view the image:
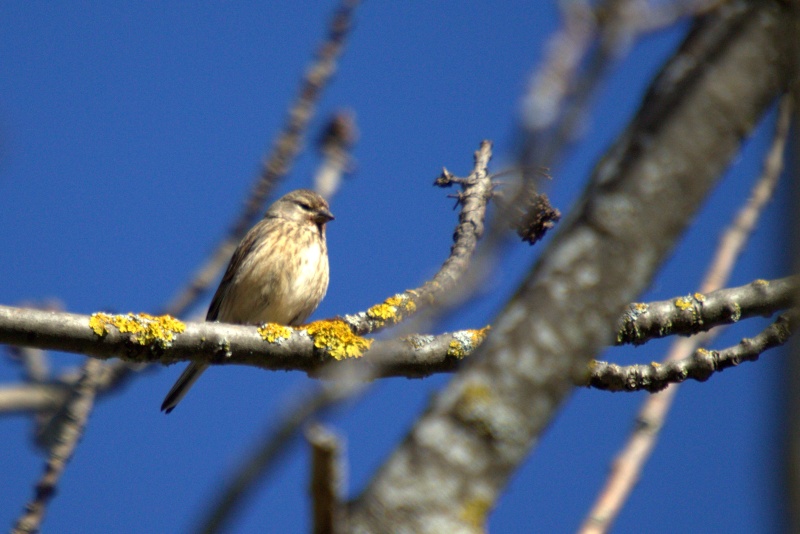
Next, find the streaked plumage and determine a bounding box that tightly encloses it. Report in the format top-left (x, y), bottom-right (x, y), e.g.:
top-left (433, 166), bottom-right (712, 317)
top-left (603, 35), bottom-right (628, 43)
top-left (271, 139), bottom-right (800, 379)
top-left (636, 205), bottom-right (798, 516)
top-left (161, 189), bottom-right (333, 413)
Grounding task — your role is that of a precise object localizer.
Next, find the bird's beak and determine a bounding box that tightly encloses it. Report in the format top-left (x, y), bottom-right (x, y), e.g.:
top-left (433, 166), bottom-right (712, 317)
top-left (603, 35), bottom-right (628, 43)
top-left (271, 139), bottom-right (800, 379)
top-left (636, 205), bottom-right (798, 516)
top-left (315, 208), bottom-right (335, 224)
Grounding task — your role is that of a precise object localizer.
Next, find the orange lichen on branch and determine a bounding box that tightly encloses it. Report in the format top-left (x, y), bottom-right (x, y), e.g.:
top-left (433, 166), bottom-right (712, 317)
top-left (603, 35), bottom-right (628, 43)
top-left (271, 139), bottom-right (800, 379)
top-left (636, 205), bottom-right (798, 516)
top-left (460, 497), bottom-right (491, 528)
top-left (89, 312), bottom-right (185, 348)
top-left (454, 381), bottom-right (498, 438)
top-left (257, 323), bottom-right (293, 343)
top-left (447, 326), bottom-right (491, 359)
top-left (366, 293), bottom-right (418, 324)
top-left (674, 296), bottom-right (694, 311)
top-left (303, 319), bottom-right (373, 360)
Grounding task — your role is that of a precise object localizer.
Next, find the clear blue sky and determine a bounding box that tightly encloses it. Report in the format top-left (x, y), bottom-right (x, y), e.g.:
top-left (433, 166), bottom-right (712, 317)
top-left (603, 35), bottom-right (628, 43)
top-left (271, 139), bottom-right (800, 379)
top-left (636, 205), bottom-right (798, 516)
top-left (0, 2), bottom-right (788, 533)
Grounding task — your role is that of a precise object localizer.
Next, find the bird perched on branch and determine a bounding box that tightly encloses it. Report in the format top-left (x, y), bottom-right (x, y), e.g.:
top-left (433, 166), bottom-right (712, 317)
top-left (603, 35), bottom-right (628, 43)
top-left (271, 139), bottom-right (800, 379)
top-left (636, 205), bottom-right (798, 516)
top-left (161, 189), bottom-right (334, 413)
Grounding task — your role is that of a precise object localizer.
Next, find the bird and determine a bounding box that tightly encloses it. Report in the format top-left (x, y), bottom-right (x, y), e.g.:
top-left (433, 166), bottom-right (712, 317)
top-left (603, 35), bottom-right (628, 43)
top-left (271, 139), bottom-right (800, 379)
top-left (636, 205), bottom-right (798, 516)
top-left (161, 189), bottom-right (334, 413)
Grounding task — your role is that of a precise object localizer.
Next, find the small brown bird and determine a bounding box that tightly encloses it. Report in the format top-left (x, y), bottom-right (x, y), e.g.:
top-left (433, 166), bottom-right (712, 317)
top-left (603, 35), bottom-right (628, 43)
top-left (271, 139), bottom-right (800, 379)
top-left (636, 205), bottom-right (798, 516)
top-left (161, 189), bottom-right (334, 413)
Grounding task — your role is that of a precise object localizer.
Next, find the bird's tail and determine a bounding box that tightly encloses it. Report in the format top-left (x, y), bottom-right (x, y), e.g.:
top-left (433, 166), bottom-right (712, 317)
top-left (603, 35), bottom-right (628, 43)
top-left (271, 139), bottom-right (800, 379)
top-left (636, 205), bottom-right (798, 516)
top-left (161, 363), bottom-right (209, 414)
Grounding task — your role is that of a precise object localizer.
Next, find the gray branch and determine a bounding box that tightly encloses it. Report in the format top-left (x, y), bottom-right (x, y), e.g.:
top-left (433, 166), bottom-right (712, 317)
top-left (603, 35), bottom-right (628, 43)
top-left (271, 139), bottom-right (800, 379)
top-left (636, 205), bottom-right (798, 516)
top-left (592, 308), bottom-right (799, 392)
top-left (342, 141), bottom-right (495, 335)
top-left (12, 359), bottom-right (105, 534)
top-left (616, 275), bottom-right (799, 345)
top-left (347, 1), bottom-right (800, 531)
top-left (308, 424), bottom-right (347, 534)
top-left (0, 305), bottom-right (486, 379)
top-left (0, 272), bottom-right (795, 404)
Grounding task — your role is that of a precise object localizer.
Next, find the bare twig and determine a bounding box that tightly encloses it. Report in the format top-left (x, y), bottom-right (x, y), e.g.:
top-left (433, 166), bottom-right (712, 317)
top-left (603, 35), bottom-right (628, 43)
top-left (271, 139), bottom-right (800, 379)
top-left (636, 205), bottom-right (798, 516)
top-left (342, 140), bottom-right (495, 335)
top-left (308, 424), bottom-right (346, 534)
top-left (0, 306), bottom-right (489, 379)
top-left (196, 381), bottom-right (358, 534)
top-left (0, 383), bottom-right (71, 415)
top-left (315, 110), bottom-right (358, 201)
top-left (11, 359), bottom-right (106, 534)
top-left (580, 92), bottom-right (794, 534)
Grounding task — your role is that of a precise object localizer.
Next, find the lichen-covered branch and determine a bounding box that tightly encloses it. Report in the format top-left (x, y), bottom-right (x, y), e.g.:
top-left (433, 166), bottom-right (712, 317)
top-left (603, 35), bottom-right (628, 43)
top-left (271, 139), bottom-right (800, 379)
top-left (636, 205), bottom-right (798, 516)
top-left (579, 88), bottom-right (797, 534)
top-left (342, 141), bottom-right (495, 335)
top-left (592, 308), bottom-right (798, 392)
top-left (616, 275), bottom-right (799, 345)
top-left (0, 305), bottom-right (489, 380)
top-left (348, 2), bottom-right (800, 531)
top-left (2, 270), bottom-right (797, 392)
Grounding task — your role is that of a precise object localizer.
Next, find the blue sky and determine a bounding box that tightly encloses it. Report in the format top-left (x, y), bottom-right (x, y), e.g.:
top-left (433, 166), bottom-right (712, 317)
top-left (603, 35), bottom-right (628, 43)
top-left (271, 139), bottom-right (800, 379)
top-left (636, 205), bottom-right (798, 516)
top-left (0, 2), bottom-right (789, 533)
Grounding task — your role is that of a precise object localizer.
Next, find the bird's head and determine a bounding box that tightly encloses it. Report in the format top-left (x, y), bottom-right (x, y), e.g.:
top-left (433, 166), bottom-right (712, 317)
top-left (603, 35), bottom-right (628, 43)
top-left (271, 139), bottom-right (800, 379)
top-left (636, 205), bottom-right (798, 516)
top-left (269, 189), bottom-right (334, 232)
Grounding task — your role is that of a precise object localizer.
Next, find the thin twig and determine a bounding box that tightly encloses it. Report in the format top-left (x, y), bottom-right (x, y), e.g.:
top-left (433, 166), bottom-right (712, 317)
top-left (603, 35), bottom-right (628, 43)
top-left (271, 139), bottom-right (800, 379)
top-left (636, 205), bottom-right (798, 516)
top-left (510, 0), bottom-right (722, 242)
top-left (314, 110), bottom-right (358, 201)
top-left (196, 381), bottom-right (358, 534)
top-left (579, 92), bottom-right (794, 534)
top-left (0, 383), bottom-right (71, 415)
top-left (342, 140), bottom-right (495, 335)
top-left (11, 359), bottom-right (106, 534)
top-left (307, 424), bottom-right (346, 534)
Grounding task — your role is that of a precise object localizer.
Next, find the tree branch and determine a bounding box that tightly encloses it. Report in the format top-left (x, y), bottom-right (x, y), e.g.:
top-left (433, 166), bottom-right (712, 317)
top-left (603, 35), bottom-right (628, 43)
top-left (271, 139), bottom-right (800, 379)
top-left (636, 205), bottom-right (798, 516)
top-left (616, 275), bottom-right (799, 345)
top-left (11, 359), bottom-right (105, 534)
top-left (196, 381), bottom-right (356, 534)
top-left (1, 271), bottom-right (796, 389)
top-left (347, 2), bottom-right (800, 531)
top-left (0, 305), bottom-right (490, 379)
top-left (592, 308), bottom-right (798, 392)
top-left (580, 86), bottom-right (796, 534)
top-left (342, 141), bottom-right (495, 335)
top-left (308, 424), bottom-right (346, 534)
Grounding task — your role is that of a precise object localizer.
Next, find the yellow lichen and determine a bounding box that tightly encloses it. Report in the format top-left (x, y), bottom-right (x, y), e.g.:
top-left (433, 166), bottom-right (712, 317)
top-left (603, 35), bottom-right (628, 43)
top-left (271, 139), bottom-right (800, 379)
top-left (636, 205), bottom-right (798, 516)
top-left (366, 293), bottom-right (418, 323)
top-left (693, 292), bottom-right (706, 302)
top-left (303, 319), bottom-right (373, 360)
top-left (460, 497), bottom-right (491, 528)
top-left (89, 313), bottom-right (113, 336)
top-left (632, 302), bottom-right (649, 313)
top-left (674, 297), bottom-right (693, 311)
top-left (461, 382), bottom-right (493, 405)
top-left (257, 323), bottom-right (293, 343)
top-left (448, 339), bottom-right (466, 358)
top-left (89, 312), bottom-right (185, 348)
top-left (366, 302), bottom-right (396, 321)
top-left (754, 279), bottom-right (769, 286)
top-left (447, 326), bottom-right (491, 359)
top-left (455, 382), bottom-right (496, 437)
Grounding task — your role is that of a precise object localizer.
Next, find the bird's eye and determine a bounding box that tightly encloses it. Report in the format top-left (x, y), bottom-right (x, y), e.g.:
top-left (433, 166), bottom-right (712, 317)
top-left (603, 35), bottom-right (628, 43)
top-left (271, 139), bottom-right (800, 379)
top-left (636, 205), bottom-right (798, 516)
top-left (298, 202), bottom-right (313, 211)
